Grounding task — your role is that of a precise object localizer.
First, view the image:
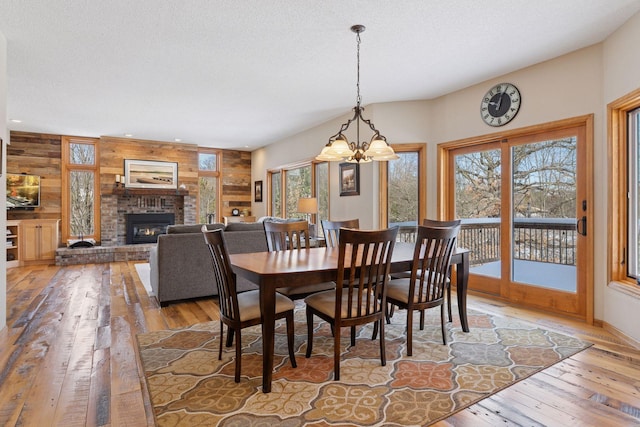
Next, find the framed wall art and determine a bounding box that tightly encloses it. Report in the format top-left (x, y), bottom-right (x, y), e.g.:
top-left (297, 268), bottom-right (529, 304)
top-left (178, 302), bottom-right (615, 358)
top-left (339, 162), bottom-right (359, 196)
top-left (124, 159), bottom-right (178, 189)
top-left (255, 180), bottom-right (263, 202)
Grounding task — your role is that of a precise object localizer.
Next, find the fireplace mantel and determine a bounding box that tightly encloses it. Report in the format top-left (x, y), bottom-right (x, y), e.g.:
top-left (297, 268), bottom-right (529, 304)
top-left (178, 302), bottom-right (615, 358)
top-left (112, 187), bottom-right (189, 196)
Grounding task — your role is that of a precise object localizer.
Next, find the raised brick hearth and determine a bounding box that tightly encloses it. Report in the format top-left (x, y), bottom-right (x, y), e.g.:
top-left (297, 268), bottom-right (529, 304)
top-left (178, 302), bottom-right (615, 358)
top-left (55, 189), bottom-right (197, 265)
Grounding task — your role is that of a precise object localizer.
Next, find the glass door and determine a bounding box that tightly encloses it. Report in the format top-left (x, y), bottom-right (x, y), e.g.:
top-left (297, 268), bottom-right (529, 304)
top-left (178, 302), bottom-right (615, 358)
top-left (447, 121), bottom-right (590, 318)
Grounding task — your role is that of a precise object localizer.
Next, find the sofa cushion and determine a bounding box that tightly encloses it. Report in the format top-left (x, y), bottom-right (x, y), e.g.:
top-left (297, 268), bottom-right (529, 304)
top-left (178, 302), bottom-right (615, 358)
top-left (167, 223), bottom-right (225, 234)
top-left (225, 222), bottom-right (265, 232)
top-left (258, 216), bottom-right (302, 224)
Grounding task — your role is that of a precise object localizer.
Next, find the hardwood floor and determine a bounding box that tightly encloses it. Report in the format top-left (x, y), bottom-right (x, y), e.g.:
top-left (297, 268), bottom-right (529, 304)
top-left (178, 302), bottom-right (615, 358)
top-left (1, 261), bottom-right (639, 426)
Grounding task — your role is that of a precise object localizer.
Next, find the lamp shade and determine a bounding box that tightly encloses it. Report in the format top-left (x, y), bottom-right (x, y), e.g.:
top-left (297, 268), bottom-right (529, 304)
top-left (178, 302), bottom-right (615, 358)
top-left (297, 197), bottom-right (318, 214)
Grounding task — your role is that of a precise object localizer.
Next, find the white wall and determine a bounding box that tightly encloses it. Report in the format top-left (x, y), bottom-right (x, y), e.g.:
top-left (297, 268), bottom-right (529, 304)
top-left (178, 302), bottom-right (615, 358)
top-left (601, 11), bottom-right (640, 343)
top-left (0, 31), bottom-right (7, 331)
top-left (252, 12), bottom-right (640, 341)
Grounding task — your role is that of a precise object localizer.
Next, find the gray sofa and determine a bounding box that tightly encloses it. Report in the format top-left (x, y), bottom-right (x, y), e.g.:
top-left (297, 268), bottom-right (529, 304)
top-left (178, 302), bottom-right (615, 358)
top-left (149, 222), bottom-right (267, 305)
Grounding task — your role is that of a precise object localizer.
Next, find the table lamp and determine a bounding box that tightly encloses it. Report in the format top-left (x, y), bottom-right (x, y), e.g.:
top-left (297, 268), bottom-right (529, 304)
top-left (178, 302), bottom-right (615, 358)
top-left (297, 197), bottom-right (318, 236)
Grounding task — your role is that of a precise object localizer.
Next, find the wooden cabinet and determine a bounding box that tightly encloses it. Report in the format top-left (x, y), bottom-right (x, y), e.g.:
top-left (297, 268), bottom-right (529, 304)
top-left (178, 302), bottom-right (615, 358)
top-left (20, 219), bottom-right (60, 265)
top-left (6, 220), bottom-right (20, 268)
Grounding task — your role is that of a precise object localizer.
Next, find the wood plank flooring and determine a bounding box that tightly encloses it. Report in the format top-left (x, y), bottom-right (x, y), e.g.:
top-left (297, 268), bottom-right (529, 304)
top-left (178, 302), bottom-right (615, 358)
top-left (1, 262), bottom-right (639, 426)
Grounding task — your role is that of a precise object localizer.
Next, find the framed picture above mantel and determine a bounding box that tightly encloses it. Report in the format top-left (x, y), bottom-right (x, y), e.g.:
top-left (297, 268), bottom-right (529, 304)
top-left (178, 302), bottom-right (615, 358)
top-left (124, 159), bottom-right (178, 190)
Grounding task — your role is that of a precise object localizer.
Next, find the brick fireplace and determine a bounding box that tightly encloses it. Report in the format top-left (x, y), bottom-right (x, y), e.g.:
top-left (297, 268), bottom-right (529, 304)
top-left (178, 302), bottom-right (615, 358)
top-left (100, 192), bottom-right (197, 246)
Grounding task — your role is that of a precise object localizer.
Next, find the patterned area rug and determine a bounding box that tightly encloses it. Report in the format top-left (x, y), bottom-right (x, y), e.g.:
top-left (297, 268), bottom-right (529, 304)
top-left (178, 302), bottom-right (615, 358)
top-left (137, 303), bottom-right (590, 426)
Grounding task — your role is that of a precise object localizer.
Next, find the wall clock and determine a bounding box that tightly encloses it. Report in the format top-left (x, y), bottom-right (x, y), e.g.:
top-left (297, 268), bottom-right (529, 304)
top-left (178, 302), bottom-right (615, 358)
top-left (231, 208), bottom-right (240, 216)
top-left (480, 82), bottom-right (521, 127)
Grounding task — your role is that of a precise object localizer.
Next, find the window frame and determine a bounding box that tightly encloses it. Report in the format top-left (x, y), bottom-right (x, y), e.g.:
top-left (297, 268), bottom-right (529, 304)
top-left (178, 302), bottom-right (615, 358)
top-left (197, 148), bottom-right (222, 224)
top-left (61, 136), bottom-right (101, 244)
top-left (609, 87), bottom-right (640, 291)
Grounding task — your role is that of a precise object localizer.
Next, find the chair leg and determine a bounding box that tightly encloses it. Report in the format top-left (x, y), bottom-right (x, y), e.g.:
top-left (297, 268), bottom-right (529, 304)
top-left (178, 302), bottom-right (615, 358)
top-left (441, 304), bottom-right (447, 345)
top-left (334, 323), bottom-right (341, 381)
top-left (286, 311), bottom-right (297, 368)
top-left (387, 303), bottom-right (395, 323)
top-left (419, 309), bottom-right (425, 330)
top-left (350, 325), bottom-right (356, 346)
top-left (447, 282), bottom-right (452, 323)
top-left (226, 328), bottom-right (235, 348)
top-left (372, 320), bottom-right (379, 340)
top-left (218, 320), bottom-right (224, 361)
top-left (305, 309), bottom-right (314, 358)
top-left (234, 328), bottom-right (242, 383)
top-left (407, 309), bottom-right (414, 357)
top-left (378, 319), bottom-right (386, 367)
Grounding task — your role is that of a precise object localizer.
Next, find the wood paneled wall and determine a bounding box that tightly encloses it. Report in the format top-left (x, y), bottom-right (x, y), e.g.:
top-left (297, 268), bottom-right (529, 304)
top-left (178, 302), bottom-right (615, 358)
top-left (7, 131), bottom-right (253, 223)
top-left (99, 136), bottom-right (199, 195)
top-left (6, 132), bottom-right (62, 220)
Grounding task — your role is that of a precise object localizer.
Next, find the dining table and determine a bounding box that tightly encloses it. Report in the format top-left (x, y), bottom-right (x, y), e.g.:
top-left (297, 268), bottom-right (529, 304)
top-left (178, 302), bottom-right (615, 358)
top-left (229, 242), bottom-right (470, 393)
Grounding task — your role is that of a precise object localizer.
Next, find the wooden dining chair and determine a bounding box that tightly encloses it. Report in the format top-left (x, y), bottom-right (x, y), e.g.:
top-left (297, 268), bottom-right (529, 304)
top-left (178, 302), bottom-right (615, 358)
top-left (305, 227), bottom-right (398, 380)
top-left (389, 219), bottom-right (461, 322)
top-left (422, 219), bottom-right (461, 323)
top-left (321, 218), bottom-right (360, 248)
top-left (385, 223), bottom-right (460, 355)
top-left (263, 220), bottom-right (336, 298)
top-left (202, 227), bottom-right (297, 382)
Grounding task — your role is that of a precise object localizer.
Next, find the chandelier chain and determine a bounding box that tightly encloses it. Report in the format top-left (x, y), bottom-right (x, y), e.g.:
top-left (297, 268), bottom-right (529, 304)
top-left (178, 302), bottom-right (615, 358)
top-left (356, 31), bottom-right (362, 107)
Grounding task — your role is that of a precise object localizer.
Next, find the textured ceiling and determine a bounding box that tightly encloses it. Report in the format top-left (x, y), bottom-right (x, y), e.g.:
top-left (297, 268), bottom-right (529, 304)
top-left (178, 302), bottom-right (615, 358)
top-left (1, 0), bottom-right (639, 150)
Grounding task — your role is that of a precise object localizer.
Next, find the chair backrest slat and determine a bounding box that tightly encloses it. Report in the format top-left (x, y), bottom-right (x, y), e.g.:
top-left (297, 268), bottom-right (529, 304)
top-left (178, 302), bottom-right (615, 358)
top-left (202, 227), bottom-right (241, 322)
top-left (321, 219), bottom-right (360, 248)
top-left (264, 220), bottom-right (311, 251)
top-left (335, 227), bottom-right (398, 322)
top-left (411, 224), bottom-right (460, 305)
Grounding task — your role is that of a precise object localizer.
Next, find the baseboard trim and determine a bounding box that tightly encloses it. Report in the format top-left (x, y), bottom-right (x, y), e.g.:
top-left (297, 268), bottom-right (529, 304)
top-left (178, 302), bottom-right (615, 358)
top-left (602, 321), bottom-right (640, 350)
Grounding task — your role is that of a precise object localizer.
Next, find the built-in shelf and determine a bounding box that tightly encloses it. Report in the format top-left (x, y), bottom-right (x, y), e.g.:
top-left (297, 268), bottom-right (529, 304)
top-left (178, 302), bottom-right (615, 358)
top-left (6, 220), bottom-right (19, 268)
top-left (112, 187), bottom-right (189, 196)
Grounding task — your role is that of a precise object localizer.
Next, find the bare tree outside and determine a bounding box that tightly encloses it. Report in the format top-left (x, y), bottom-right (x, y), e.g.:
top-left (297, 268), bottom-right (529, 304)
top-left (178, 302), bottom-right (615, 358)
top-left (285, 166), bottom-right (311, 218)
top-left (512, 138), bottom-right (576, 218)
top-left (455, 149), bottom-right (502, 219)
top-left (388, 152), bottom-right (419, 225)
top-left (199, 177), bottom-right (217, 223)
top-left (454, 138), bottom-right (577, 273)
top-left (69, 143), bottom-right (95, 237)
top-left (198, 152), bottom-right (218, 223)
top-left (316, 162), bottom-right (329, 226)
top-left (455, 139), bottom-right (576, 220)
top-left (271, 172), bottom-right (282, 217)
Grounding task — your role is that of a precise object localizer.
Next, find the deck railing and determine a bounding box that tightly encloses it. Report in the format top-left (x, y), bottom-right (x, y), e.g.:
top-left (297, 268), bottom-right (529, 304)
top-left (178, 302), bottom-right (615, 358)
top-left (394, 218), bottom-right (577, 267)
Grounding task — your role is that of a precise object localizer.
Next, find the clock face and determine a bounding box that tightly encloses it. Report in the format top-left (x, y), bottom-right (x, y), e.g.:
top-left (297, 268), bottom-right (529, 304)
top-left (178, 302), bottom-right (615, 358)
top-left (480, 83), bottom-right (521, 127)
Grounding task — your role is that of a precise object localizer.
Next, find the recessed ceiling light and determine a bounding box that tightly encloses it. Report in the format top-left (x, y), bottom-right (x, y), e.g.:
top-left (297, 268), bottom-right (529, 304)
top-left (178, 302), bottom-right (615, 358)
top-left (174, 138), bottom-right (182, 142)
top-left (124, 133), bottom-right (133, 137)
top-left (10, 119), bottom-right (22, 123)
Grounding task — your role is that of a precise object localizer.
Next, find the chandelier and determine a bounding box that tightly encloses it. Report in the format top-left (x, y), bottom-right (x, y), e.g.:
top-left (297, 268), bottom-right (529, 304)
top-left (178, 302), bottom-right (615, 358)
top-left (316, 25), bottom-right (398, 163)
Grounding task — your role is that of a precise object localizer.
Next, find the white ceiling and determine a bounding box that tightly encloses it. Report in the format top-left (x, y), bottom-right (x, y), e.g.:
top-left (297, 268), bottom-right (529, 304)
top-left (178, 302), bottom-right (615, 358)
top-left (1, 1), bottom-right (639, 151)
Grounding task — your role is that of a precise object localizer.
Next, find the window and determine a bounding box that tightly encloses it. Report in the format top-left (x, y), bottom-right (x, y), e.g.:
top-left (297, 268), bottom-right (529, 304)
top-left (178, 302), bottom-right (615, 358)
top-left (198, 149), bottom-right (220, 224)
top-left (62, 136), bottom-right (100, 243)
top-left (380, 144), bottom-right (426, 237)
top-left (270, 171), bottom-right (282, 217)
top-left (610, 88), bottom-right (640, 288)
top-left (268, 161), bottom-right (328, 225)
top-left (316, 162), bottom-right (329, 227)
top-left (285, 165), bottom-right (311, 219)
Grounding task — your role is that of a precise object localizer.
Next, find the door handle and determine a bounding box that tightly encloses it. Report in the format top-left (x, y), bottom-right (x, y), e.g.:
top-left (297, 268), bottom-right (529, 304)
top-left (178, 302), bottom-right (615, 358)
top-left (577, 216), bottom-right (587, 236)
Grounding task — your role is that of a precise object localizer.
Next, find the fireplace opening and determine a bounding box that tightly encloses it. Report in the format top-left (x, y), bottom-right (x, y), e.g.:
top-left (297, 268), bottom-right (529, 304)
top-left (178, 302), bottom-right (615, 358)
top-left (126, 213), bottom-right (175, 244)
